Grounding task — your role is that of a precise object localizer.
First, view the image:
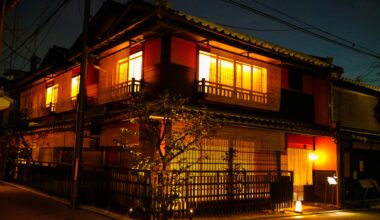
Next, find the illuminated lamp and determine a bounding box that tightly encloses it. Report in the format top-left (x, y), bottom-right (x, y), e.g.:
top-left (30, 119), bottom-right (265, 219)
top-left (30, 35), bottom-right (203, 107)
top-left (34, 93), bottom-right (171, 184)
top-left (295, 200), bottom-right (302, 213)
top-left (189, 208), bottom-right (194, 220)
top-left (309, 152), bottom-right (319, 161)
top-left (327, 176), bottom-right (337, 185)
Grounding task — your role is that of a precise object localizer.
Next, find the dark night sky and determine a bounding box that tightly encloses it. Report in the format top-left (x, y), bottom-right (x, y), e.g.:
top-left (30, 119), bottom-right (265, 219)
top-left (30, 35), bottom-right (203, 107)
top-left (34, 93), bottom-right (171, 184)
top-left (3, 0), bottom-right (380, 86)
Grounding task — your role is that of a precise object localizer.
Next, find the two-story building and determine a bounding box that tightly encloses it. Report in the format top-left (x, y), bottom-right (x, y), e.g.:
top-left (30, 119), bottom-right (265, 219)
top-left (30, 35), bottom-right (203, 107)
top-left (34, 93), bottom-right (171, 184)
top-left (6, 0), bottom-right (344, 216)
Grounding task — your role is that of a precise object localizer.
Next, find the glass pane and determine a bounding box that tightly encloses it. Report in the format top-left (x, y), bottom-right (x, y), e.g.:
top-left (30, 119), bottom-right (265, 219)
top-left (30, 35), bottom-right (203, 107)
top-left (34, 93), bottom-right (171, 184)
top-left (242, 64), bottom-right (251, 90)
top-left (53, 85), bottom-right (58, 104)
top-left (236, 63), bottom-right (242, 88)
top-left (71, 75), bottom-right (80, 99)
top-left (252, 66), bottom-right (262, 92)
top-left (219, 59), bottom-right (234, 87)
top-left (129, 51), bottom-right (142, 81)
top-left (198, 52), bottom-right (210, 81)
top-left (46, 87), bottom-right (52, 106)
top-left (118, 60), bottom-right (128, 83)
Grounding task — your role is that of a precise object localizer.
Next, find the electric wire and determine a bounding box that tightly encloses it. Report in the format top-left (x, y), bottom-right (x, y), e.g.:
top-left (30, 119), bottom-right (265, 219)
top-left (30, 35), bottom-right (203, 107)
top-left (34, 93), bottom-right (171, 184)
top-left (2, 39), bottom-right (30, 62)
top-left (1, 0), bottom-right (69, 64)
top-left (17, 1), bottom-right (68, 71)
top-left (223, 0), bottom-right (380, 60)
top-left (3, 0), bottom-right (55, 63)
top-left (359, 61), bottom-right (380, 81)
top-left (4, 23), bottom-right (34, 55)
top-left (250, 0), bottom-right (379, 56)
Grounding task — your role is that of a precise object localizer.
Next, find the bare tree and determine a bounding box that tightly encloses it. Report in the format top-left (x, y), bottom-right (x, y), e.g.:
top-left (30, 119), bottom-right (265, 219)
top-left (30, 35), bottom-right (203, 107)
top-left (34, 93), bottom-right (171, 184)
top-left (115, 91), bottom-right (215, 219)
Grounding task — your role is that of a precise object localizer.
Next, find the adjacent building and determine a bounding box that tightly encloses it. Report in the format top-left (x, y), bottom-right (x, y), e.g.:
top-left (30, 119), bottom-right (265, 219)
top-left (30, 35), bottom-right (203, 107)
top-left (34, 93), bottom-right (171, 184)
top-left (332, 77), bottom-right (380, 201)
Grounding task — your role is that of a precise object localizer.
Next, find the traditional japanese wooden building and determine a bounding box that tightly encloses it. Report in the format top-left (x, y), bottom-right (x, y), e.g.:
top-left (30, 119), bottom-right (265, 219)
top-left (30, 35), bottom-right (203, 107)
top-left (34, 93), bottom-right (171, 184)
top-left (332, 77), bottom-right (380, 202)
top-left (3, 0), bottom-right (344, 217)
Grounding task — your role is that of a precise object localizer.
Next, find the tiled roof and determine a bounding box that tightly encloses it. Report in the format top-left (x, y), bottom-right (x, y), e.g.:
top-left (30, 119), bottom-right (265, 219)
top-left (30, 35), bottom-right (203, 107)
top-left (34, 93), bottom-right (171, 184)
top-left (83, 1), bottom-right (341, 71)
top-left (173, 10), bottom-right (337, 69)
top-left (186, 107), bottom-right (331, 136)
top-left (339, 77), bottom-right (380, 92)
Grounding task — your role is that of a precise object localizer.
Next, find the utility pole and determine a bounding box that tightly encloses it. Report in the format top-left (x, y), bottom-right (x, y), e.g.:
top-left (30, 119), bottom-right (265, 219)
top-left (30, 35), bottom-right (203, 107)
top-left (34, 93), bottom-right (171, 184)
top-left (0, 0), bottom-right (7, 73)
top-left (71, 0), bottom-right (90, 209)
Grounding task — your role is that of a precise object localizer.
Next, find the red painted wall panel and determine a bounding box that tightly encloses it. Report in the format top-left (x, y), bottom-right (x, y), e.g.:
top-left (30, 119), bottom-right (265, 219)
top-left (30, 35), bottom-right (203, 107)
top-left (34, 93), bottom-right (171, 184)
top-left (171, 37), bottom-right (196, 68)
top-left (287, 133), bottom-right (314, 149)
top-left (281, 69), bottom-right (289, 89)
top-left (314, 78), bottom-right (330, 126)
top-left (144, 38), bottom-right (161, 66)
top-left (86, 64), bottom-right (99, 86)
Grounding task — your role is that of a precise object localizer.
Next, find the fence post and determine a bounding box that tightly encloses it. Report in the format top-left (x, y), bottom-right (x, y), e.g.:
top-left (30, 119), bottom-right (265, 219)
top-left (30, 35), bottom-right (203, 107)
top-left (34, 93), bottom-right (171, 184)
top-left (227, 147), bottom-right (234, 209)
top-left (201, 78), bottom-right (206, 94)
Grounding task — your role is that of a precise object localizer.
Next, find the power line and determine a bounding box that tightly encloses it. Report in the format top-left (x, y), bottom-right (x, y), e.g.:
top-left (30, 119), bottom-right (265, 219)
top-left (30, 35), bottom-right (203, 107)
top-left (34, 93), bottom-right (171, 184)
top-left (250, 0), bottom-right (379, 56)
top-left (1, 0), bottom-right (69, 64)
top-left (4, 23), bottom-right (34, 55)
top-left (2, 39), bottom-right (30, 62)
top-left (359, 61), bottom-right (380, 80)
top-left (223, 0), bottom-right (380, 60)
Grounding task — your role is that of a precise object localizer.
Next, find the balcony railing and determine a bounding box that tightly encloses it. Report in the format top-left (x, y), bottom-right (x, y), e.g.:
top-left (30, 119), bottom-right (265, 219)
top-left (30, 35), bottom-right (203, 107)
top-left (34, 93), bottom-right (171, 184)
top-left (98, 78), bottom-right (143, 104)
top-left (111, 78), bottom-right (142, 100)
top-left (197, 79), bottom-right (268, 104)
top-left (45, 102), bottom-right (56, 113)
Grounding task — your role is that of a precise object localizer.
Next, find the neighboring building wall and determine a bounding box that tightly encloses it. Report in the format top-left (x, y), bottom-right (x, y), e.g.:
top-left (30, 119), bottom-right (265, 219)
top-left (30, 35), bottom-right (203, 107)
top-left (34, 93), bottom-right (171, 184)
top-left (333, 82), bottom-right (380, 200)
top-left (333, 86), bottom-right (380, 131)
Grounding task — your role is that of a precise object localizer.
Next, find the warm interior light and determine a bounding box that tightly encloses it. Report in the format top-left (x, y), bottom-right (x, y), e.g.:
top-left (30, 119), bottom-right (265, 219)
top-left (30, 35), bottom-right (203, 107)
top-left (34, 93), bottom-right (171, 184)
top-left (295, 200), bottom-right (302, 213)
top-left (71, 75), bottom-right (80, 99)
top-left (327, 176), bottom-right (337, 185)
top-left (129, 51), bottom-right (142, 81)
top-left (198, 51), bottom-right (211, 81)
top-left (46, 84), bottom-right (58, 109)
top-left (309, 152), bottom-right (319, 161)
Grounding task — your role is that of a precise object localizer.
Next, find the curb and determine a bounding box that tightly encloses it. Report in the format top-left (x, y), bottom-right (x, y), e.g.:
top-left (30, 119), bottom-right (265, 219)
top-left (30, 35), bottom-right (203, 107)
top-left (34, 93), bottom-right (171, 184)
top-left (0, 181), bottom-right (131, 220)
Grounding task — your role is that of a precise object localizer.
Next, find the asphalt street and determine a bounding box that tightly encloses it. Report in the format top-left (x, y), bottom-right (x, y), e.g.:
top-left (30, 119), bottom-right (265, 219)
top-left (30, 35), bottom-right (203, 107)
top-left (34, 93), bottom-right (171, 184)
top-left (0, 182), bottom-right (113, 220)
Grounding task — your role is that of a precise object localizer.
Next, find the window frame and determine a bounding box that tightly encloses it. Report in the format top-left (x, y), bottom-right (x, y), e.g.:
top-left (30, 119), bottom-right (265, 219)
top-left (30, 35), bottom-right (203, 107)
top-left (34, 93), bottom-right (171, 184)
top-left (198, 50), bottom-right (268, 94)
top-left (46, 84), bottom-right (58, 112)
top-left (71, 75), bottom-right (80, 100)
top-left (115, 50), bottom-right (143, 86)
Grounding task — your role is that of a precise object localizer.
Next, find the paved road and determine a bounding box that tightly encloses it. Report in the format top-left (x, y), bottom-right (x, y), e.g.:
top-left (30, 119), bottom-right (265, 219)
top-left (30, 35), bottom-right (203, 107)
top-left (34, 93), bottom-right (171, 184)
top-left (0, 182), bottom-right (114, 220)
top-left (275, 209), bottom-right (380, 220)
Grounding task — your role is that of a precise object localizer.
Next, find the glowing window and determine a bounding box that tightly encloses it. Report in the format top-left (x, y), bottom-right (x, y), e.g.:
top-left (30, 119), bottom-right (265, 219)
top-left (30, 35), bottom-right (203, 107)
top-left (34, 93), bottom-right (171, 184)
top-left (46, 84), bottom-right (58, 111)
top-left (218, 58), bottom-right (234, 87)
top-left (198, 51), bottom-right (216, 81)
top-left (198, 50), bottom-right (268, 101)
top-left (128, 51), bottom-right (142, 81)
top-left (117, 58), bottom-right (128, 84)
top-left (252, 66), bottom-right (267, 93)
top-left (71, 75), bottom-right (80, 100)
top-left (236, 63), bottom-right (252, 90)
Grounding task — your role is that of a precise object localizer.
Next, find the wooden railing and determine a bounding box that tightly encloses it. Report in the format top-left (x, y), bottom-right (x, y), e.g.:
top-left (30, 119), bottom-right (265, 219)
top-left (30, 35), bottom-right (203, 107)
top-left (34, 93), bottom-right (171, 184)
top-left (197, 79), bottom-right (268, 104)
top-left (111, 78), bottom-right (142, 98)
top-left (99, 78), bottom-right (143, 103)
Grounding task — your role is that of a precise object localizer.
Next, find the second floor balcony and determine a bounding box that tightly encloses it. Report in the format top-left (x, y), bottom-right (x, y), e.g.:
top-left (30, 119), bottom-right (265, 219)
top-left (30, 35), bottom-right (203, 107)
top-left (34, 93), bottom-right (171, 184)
top-left (197, 78), bottom-right (277, 110)
top-left (99, 78), bottom-right (143, 104)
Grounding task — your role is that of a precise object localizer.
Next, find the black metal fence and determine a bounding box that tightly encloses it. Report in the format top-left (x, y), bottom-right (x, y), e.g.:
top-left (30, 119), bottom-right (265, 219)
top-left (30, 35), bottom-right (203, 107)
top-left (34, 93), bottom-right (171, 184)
top-left (13, 161), bottom-right (293, 218)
